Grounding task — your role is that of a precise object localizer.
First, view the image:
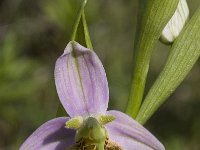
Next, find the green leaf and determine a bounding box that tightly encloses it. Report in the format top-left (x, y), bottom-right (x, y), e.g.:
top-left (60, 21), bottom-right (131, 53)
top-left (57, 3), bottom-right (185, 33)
top-left (136, 7), bottom-right (200, 125)
top-left (126, 0), bottom-right (179, 118)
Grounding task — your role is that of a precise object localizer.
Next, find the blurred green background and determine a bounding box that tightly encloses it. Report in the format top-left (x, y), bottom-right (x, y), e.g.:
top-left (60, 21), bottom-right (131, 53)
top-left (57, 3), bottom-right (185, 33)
top-left (0, 0), bottom-right (200, 149)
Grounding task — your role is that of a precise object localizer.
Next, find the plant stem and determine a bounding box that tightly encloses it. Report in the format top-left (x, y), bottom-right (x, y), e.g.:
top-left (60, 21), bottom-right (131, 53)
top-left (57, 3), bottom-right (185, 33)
top-left (71, 0), bottom-right (88, 41)
top-left (126, 0), bottom-right (179, 119)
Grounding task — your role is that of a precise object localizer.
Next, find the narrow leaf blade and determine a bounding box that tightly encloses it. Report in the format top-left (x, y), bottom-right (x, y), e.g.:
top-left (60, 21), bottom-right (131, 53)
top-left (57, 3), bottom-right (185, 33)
top-left (126, 0), bottom-right (179, 118)
top-left (136, 7), bottom-right (200, 124)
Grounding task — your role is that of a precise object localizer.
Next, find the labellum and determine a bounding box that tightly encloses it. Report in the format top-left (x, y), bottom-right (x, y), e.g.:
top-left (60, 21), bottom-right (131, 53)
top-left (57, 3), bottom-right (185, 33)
top-left (66, 117), bottom-right (122, 150)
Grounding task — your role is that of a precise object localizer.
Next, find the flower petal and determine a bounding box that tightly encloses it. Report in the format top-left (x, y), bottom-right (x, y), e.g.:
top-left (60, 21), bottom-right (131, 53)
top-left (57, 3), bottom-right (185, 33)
top-left (20, 117), bottom-right (75, 150)
top-left (105, 111), bottom-right (165, 150)
top-left (55, 41), bottom-right (109, 117)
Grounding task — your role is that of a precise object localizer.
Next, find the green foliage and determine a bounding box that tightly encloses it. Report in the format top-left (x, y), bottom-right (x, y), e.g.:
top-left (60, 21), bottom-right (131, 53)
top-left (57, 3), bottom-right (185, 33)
top-left (74, 11), bottom-right (93, 49)
top-left (126, 0), bottom-right (179, 118)
top-left (71, 0), bottom-right (93, 49)
top-left (136, 7), bottom-right (200, 124)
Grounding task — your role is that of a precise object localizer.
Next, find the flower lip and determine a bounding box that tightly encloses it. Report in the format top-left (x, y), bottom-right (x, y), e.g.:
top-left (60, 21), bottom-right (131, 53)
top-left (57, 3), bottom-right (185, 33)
top-left (74, 117), bottom-right (108, 150)
top-left (70, 116), bottom-right (123, 150)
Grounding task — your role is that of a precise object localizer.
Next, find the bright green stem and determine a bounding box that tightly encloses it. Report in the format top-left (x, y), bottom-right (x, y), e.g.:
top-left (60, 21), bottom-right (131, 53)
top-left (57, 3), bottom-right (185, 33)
top-left (136, 7), bottom-right (200, 125)
top-left (71, 0), bottom-right (93, 50)
top-left (81, 12), bottom-right (93, 49)
top-left (126, 0), bottom-right (179, 118)
top-left (71, 0), bottom-right (87, 41)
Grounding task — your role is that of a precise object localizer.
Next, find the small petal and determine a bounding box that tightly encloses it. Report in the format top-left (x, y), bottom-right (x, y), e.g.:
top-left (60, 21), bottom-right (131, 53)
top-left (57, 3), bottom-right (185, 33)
top-left (20, 117), bottom-right (75, 150)
top-left (105, 111), bottom-right (165, 150)
top-left (161, 0), bottom-right (189, 43)
top-left (55, 41), bottom-right (109, 117)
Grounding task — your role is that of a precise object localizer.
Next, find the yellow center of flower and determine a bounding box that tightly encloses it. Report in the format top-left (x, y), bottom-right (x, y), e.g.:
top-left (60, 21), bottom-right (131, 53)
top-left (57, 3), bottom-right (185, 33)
top-left (66, 116), bottom-right (122, 150)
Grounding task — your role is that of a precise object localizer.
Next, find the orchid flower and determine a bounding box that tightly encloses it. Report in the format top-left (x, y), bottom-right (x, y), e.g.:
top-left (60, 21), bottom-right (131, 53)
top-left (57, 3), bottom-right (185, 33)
top-left (160, 0), bottom-right (189, 43)
top-left (20, 41), bottom-right (165, 150)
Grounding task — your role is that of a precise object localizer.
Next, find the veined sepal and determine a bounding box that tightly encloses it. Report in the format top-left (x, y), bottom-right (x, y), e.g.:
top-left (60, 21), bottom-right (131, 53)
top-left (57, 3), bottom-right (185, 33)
top-left (160, 0), bottom-right (189, 44)
top-left (56, 0), bottom-right (93, 118)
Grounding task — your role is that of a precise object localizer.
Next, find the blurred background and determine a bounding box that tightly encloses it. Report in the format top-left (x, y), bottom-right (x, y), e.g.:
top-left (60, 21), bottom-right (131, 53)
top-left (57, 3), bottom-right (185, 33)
top-left (0, 0), bottom-right (200, 149)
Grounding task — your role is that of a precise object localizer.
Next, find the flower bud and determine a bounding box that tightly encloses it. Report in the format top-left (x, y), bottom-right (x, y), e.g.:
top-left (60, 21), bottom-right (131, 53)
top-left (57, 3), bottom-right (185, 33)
top-left (160, 0), bottom-right (189, 44)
